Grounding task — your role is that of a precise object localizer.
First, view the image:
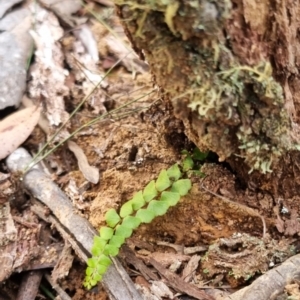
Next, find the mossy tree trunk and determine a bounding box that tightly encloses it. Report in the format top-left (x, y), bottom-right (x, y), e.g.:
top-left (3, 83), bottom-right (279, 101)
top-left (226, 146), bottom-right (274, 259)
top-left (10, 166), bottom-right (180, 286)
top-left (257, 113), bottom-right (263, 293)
top-left (114, 1), bottom-right (300, 200)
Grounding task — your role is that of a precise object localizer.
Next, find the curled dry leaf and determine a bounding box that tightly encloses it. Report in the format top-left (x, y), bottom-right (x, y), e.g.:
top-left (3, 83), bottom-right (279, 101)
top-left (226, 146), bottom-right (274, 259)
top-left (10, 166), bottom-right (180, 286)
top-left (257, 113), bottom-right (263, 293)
top-left (67, 140), bottom-right (100, 184)
top-left (0, 106), bottom-right (41, 160)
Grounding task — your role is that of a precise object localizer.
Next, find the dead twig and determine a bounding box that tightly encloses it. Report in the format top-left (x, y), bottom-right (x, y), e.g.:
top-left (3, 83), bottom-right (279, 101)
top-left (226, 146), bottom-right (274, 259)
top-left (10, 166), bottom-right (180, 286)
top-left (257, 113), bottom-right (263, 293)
top-left (44, 273), bottom-right (72, 300)
top-left (16, 270), bottom-right (43, 300)
top-left (149, 258), bottom-right (214, 300)
top-left (121, 245), bottom-right (159, 281)
top-left (6, 148), bottom-right (142, 300)
top-left (12, 216), bottom-right (39, 228)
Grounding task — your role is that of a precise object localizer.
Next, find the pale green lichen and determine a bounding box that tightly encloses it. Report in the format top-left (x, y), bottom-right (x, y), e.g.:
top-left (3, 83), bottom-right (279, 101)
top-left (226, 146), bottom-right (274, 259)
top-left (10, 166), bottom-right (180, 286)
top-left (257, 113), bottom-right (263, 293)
top-left (180, 6), bottom-right (295, 174)
top-left (188, 59), bottom-right (296, 173)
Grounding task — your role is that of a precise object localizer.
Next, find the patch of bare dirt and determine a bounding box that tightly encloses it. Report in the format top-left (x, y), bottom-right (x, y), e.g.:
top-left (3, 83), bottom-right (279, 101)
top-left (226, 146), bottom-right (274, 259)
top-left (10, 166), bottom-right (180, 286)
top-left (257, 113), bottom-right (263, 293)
top-left (1, 1), bottom-right (300, 300)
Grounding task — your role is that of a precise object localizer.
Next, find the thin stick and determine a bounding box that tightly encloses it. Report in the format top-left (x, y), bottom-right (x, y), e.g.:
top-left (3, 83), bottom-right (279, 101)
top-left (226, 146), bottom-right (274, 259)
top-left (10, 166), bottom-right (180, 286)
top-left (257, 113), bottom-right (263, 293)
top-left (44, 274), bottom-right (72, 300)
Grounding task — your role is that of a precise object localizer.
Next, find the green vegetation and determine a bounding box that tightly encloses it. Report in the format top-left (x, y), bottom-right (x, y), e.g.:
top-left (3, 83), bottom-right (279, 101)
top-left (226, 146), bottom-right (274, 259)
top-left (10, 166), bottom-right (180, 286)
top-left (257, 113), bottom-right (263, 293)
top-left (181, 148), bottom-right (208, 176)
top-left (84, 163), bottom-right (192, 289)
top-left (84, 148), bottom-right (208, 289)
top-left (84, 163), bottom-right (193, 289)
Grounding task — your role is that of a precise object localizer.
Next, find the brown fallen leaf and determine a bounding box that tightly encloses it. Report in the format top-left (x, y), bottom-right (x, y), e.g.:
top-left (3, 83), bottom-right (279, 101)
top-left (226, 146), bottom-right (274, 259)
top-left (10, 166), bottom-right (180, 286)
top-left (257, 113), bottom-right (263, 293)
top-left (182, 255), bottom-right (201, 283)
top-left (67, 140), bottom-right (100, 184)
top-left (0, 106), bottom-right (41, 160)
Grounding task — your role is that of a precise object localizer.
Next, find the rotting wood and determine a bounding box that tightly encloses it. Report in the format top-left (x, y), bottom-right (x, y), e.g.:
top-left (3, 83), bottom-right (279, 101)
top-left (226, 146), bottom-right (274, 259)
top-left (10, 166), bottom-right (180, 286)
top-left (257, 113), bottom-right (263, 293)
top-left (225, 254), bottom-right (300, 300)
top-left (6, 147), bottom-right (142, 300)
top-left (51, 243), bottom-right (74, 283)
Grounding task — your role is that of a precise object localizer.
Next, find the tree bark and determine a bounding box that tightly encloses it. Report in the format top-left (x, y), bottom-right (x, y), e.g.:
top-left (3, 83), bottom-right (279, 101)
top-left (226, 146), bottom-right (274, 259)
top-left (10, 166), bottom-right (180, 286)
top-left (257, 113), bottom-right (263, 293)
top-left (114, 0), bottom-right (300, 200)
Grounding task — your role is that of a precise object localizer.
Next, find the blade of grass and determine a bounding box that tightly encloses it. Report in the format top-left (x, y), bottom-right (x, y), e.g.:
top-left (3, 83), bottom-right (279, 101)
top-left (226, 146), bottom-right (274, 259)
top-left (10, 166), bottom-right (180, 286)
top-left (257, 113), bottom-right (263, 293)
top-left (87, 90), bottom-right (156, 127)
top-left (24, 89), bottom-right (156, 171)
top-left (28, 52), bottom-right (132, 169)
top-left (39, 284), bottom-right (55, 300)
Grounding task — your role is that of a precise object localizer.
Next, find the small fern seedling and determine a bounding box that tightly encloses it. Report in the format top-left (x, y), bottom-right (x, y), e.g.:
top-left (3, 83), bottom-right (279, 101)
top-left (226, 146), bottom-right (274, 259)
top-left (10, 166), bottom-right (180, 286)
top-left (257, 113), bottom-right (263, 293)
top-left (182, 147), bottom-right (208, 176)
top-left (84, 164), bottom-right (191, 289)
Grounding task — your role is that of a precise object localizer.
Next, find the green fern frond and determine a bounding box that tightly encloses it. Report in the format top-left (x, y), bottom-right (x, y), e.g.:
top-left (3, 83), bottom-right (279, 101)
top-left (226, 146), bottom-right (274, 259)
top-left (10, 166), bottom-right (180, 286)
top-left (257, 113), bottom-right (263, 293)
top-left (83, 163), bottom-right (191, 289)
